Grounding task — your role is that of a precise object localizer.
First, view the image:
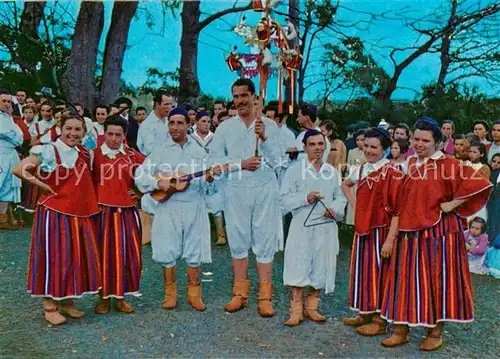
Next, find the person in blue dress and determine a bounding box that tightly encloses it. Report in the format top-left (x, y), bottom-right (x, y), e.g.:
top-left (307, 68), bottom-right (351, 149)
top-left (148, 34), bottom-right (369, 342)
top-left (0, 89), bottom-right (23, 230)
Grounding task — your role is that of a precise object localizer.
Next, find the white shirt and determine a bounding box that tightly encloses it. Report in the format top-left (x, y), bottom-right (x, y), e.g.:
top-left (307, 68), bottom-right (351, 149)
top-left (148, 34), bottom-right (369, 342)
top-left (31, 138), bottom-right (88, 172)
top-left (488, 142), bottom-right (499, 162)
top-left (93, 122), bottom-right (105, 136)
top-left (191, 130), bottom-right (214, 150)
top-left (29, 118), bottom-right (56, 144)
top-left (100, 142), bottom-right (126, 159)
top-left (349, 158), bottom-right (389, 184)
top-left (277, 124), bottom-right (296, 154)
top-left (137, 111), bottom-right (169, 156)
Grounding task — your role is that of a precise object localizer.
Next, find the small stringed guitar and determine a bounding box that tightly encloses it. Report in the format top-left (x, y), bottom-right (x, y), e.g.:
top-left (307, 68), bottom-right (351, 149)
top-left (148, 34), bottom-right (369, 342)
top-left (151, 164), bottom-right (231, 203)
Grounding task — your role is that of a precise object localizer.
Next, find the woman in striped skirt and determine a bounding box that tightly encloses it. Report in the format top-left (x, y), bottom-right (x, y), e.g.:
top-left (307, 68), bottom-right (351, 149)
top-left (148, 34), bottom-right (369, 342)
top-left (380, 117), bottom-right (493, 351)
top-left (13, 113), bottom-right (102, 325)
top-left (341, 128), bottom-right (403, 336)
top-left (92, 116), bottom-right (145, 314)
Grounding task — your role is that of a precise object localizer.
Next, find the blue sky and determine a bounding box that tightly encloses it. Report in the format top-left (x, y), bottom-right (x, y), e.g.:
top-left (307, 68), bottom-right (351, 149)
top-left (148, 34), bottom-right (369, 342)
top-left (35, 1), bottom-right (500, 101)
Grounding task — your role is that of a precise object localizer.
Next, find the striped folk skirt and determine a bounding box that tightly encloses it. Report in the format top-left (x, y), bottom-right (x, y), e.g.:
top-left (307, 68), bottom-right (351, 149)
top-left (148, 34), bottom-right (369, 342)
top-left (381, 215), bottom-right (474, 328)
top-left (20, 182), bottom-right (40, 212)
top-left (27, 206), bottom-right (102, 300)
top-left (98, 206), bottom-right (142, 299)
top-left (348, 226), bottom-right (391, 314)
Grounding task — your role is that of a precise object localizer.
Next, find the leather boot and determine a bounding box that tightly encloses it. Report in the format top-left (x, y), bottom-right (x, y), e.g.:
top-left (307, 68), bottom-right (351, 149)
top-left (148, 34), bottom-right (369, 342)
top-left (258, 283), bottom-right (274, 317)
top-left (59, 299), bottom-right (85, 318)
top-left (43, 299), bottom-right (66, 325)
top-left (0, 213), bottom-right (17, 230)
top-left (162, 266), bottom-right (177, 309)
top-left (356, 314), bottom-right (387, 336)
top-left (381, 324), bottom-right (410, 347)
top-left (224, 280), bottom-right (251, 313)
top-left (215, 226), bottom-right (227, 246)
top-left (343, 314), bottom-right (372, 327)
top-left (95, 298), bottom-right (110, 314)
top-left (187, 266), bottom-right (206, 311)
top-left (304, 289), bottom-right (326, 322)
top-left (139, 210), bottom-right (151, 245)
top-left (115, 299), bottom-right (135, 313)
top-left (420, 325), bottom-right (444, 351)
top-left (284, 297), bottom-right (304, 327)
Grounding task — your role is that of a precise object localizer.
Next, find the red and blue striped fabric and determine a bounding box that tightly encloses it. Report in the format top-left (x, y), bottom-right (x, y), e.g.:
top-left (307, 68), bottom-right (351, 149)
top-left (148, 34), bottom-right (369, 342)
top-left (98, 206), bottom-right (142, 299)
top-left (348, 226), bottom-right (391, 314)
top-left (381, 213), bottom-right (474, 327)
top-left (20, 182), bottom-right (40, 212)
top-left (27, 206), bottom-right (102, 299)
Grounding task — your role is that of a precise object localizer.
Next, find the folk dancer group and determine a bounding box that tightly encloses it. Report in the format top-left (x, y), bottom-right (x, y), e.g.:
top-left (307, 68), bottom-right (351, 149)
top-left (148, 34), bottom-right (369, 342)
top-left (0, 79), bottom-right (493, 352)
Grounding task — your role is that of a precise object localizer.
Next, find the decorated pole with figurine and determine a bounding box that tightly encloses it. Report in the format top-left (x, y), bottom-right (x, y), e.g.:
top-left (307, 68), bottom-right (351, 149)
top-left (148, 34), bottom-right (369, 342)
top-left (227, 0), bottom-right (302, 115)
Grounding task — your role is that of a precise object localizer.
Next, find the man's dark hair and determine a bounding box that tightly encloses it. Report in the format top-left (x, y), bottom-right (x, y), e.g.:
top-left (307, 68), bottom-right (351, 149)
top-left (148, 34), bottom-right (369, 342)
top-left (94, 104), bottom-right (109, 116)
top-left (104, 115), bottom-right (128, 134)
top-left (302, 129), bottom-right (324, 146)
top-left (114, 97), bottom-right (133, 108)
top-left (214, 100), bottom-right (225, 107)
top-left (153, 90), bottom-right (172, 107)
top-left (0, 89), bottom-right (10, 96)
top-left (473, 120), bottom-right (490, 131)
top-left (299, 103), bottom-right (317, 123)
top-left (136, 106), bottom-right (147, 114)
top-left (218, 111), bottom-right (229, 119)
top-left (231, 78), bottom-right (256, 95)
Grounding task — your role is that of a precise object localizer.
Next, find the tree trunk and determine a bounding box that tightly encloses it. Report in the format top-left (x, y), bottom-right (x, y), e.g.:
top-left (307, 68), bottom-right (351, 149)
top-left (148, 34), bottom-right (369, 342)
top-left (438, 0), bottom-right (458, 89)
top-left (17, 2), bottom-right (47, 85)
top-left (20, 1), bottom-right (46, 36)
top-left (177, 1), bottom-right (252, 105)
top-left (99, 1), bottom-right (138, 105)
top-left (375, 35), bottom-right (438, 105)
top-left (178, 1), bottom-right (201, 105)
top-left (61, 1), bottom-right (104, 108)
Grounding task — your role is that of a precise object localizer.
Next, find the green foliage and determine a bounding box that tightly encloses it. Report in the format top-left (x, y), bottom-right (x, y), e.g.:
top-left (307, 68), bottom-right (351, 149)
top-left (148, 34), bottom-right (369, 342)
top-left (316, 82), bottom-right (500, 139)
top-left (314, 0), bottom-right (337, 27)
top-left (419, 83), bottom-right (500, 134)
top-left (137, 67), bottom-right (180, 97)
top-left (0, 2), bottom-right (73, 95)
top-left (324, 37), bottom-right (390, 98)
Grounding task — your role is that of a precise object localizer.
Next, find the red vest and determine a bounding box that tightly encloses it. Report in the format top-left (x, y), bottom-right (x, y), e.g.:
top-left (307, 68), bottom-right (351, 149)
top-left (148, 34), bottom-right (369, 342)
top-left (34, 123), bottom-right (59, 142)
top-left (93, 146), bottom-right (145, 207)
top-left (398, 156), bottom-right (492, 232)
top-left (14, 117), bottom-right (30, 141)
top-left (354, 163), bottom-right (403, 235)
top-left (38, 145), bottom-right (100, 217)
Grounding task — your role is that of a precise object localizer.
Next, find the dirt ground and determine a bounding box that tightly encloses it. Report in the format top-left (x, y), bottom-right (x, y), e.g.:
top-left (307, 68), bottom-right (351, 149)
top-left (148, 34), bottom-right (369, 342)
top-left (1, 225), bottom-right (499, 358)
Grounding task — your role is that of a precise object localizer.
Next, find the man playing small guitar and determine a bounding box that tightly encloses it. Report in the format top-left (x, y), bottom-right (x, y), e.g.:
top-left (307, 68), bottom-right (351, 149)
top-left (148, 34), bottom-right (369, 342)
top-left (135, 107), bottom-right (218, 312)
